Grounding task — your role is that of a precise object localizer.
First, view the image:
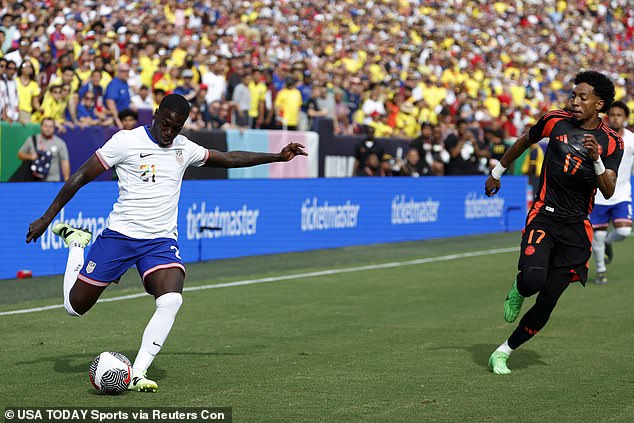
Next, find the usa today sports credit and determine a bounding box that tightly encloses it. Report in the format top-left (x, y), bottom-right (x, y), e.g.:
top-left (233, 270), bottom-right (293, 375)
top-left (3, 407), bottom-right (232, 422)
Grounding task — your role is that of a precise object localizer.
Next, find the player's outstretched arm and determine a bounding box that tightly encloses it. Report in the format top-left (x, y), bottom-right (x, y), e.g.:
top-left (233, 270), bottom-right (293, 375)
top-left (26, 154), bottom-right (107, 243)
top-left (204, 142), bottom-right (307, 168)
top-left (485, 132), bottom-right (534, 197)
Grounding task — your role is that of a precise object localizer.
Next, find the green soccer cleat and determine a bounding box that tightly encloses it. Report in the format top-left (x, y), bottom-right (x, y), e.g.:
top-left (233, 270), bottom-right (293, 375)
top-left (128, 371), bottom-right (158, 393)
top-left (52, 223), bottom-right (92, 248)
top-left (488, 351), bottom-right (511, 375)
top-left (503, 281), bottom-right (525, 323)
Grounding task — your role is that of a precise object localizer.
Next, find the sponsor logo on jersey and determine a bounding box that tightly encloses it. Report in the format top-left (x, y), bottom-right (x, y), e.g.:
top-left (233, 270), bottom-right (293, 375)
top-left (86, 261), bottom-right (97, 274)
top-left (524, 245), bottom-right (536, 256)
top-left (140, 153), bottom-right (153, 158)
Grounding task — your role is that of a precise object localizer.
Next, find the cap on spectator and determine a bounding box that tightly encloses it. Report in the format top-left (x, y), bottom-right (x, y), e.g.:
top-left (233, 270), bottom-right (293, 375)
top-left (117, 26), bottom-right (127, 35)
top-left (106, 30), bottom-right (116, 39)
top-left (53, 16), bottom-right (65, 26)
top-left (31, 41), bottom-right (43, 50)
top-left (381, 154), bottom-right (393, 162)
top-left (200, 83), bottom-right (208, 90)
top-left (182, 69), bottom-right (194, 78)
top-left (85, 31), bottom-right (95, 40)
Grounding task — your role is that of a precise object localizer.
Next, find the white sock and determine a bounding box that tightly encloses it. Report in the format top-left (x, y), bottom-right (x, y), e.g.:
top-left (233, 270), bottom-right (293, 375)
top-left (606, 227), bottom-right (631, 244)
top-left (63, 243), bottom-right (85, 316)
top-left (593, 230), bottom-right (607, 273)
top-left (496, 340), bottom-right (514, 355)
top-left (132, 292), bottom-right (183, 375)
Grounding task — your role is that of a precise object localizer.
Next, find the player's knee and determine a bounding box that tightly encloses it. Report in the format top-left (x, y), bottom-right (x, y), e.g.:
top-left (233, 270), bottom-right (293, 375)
top-left (156, 292), bottom-right (182, 316)
top-left (64, 297), bottom-right (84, 317)
top-left (615, 226), bottom-right (631, 238)
top-left (518, 267), bottom-right (548, 296)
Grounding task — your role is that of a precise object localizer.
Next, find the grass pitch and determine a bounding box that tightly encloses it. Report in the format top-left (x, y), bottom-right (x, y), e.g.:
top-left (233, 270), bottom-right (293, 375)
top-left (1, 232), bottom-right (633, 422)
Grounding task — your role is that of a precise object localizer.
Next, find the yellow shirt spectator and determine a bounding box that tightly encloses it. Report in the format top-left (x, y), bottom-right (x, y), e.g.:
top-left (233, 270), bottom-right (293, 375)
top-left (274, 86), bottom-right (302, 127)
top-left (248, 80), bottom-right (266, 119)
top-left (17, 78), bottom-right (40, 113)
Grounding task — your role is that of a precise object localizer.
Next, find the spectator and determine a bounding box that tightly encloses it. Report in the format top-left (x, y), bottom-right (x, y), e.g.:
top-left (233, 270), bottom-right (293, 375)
top-left (274, 76), bottom-right (302, 130)
top-left (248, 68), bottom-right (266, 129)
top-left (16, 117), bottom-right (70, 182)
top-left (353, 126), bottom-right (385, 176)
top-left (231, 73), bottom-right (251, 127)
top-left (131, 85), bottom-right (154, 110)
top-left (410, 122), bottom-right (450, 176)
top-left (104, 62), bottom-right (132, 129)
top-left (444, 119), bottom-right (489, 175)
top-left (77, 70), bottom-right (105, 110)
top-left (208, 100), bottom-right (231, 130)
top-left (173, 69), bottom-right (197, 102)
top-left (76, 91), bottom-right (113, 127)
top-left (398, 148), bottom-right (426, 177)
top-left (16, 60), bottom-right (41, 124)
top-left (1, 60), bottom-right (19, 123)
top-left (118, 108), bottom-right (138, 130)
top-left (356, 152), bottom-right (384, 177)
top-left (183, 104), bottom-right (206, 131)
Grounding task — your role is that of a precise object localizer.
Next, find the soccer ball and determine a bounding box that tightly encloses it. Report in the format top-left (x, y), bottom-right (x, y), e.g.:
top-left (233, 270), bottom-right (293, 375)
top-left (89, 352), bottom-right (132, 395)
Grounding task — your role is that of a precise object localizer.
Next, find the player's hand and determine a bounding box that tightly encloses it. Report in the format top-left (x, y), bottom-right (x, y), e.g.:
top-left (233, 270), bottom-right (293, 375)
top-left (279, 143), bottom-right (307, 161)
top-left (485, 175), bottom-right (501, 197)
top-left (582, 134), bottom-right (600, 160)
top-left (26, 216), bottom-right (50, 243)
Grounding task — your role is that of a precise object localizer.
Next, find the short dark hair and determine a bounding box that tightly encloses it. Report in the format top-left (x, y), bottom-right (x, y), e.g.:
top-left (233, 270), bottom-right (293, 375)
top-left (118, 108), bottom-right (138, 121)
top-left (158, 93), bottom-right (191, 116)
top-left (609, 100), bottom-right (630, 118)
top-left (574, 71), bottom-right (615, 113)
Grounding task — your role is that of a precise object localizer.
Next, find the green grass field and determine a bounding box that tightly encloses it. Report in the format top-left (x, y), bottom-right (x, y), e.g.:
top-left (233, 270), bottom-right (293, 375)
top-left (1, 232), bottom-right (633, 422)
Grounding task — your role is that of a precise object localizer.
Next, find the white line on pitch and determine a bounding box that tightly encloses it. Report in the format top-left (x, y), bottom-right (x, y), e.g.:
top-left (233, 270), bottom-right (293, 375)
top-left (0, 246), bottom-right (517, 316)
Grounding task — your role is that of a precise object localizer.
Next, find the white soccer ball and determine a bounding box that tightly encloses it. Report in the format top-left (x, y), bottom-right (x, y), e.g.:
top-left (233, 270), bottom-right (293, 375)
top-left (89, 351), bottom-right (132, 395)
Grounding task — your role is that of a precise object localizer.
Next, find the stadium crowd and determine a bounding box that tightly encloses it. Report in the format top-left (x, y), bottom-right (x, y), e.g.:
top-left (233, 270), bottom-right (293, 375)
top-left (0, 0), bottom-right (632, 175)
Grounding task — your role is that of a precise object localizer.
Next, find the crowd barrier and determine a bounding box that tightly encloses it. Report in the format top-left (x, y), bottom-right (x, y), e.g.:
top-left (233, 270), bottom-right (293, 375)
top-left (0, 176), bottom-right (527, 279)
top-left (0, 123), bottom-right (319, 181)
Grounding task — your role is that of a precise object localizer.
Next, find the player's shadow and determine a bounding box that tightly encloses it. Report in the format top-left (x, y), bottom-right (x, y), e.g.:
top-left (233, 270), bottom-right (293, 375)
top-left (16, 351), bottom-right (241, 379)
top-left (465, 343), bottom-right (548, 370)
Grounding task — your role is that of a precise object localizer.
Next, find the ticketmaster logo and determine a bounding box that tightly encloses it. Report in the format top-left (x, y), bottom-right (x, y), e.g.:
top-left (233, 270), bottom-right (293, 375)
top-left (464, 192), bottom-right (505, 219)
top-left (300, 198), bottom-right (360, 231)
top-left (40, 209), bottom-right (106, 250)
top-left (186, 202), bottom-right (260, 240)
top-left (391, 195), bottom-right (440, 224)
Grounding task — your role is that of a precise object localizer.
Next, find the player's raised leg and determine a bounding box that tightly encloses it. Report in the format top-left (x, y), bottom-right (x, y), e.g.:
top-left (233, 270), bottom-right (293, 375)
top-left (52, 223), bottom-right (100, 316)
top-left (129, 266), bottom-right (185, 393)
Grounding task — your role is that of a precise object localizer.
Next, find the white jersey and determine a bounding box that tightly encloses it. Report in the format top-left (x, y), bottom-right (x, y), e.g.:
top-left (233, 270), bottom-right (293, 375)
top-left (96, 126), bottom-right (209, 239)
top-left (595, 128), bottom-right (634, 206)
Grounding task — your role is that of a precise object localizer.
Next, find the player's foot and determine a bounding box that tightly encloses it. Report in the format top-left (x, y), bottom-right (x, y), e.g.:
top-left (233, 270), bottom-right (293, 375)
top-left (604, 242), bottom-right (613, 265)
top-left (52, 223), bottom-right (92, 248)
top-left (503, 280), bottom-right (525, 323)
top-left (488, 351), bottom-right (511, 374)
top-left (595, 272), bottom-right (608, 285)
top-left (128, 371), bottom-right (157, 392)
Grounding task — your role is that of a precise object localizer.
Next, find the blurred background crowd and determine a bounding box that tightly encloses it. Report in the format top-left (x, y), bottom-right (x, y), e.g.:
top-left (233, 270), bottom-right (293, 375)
top-left (0, 0), bottom-right (632, 177)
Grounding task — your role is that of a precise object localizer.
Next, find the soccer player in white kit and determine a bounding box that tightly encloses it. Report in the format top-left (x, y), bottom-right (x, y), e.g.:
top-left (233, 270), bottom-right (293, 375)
top-left (25, 94), bottom-right (307, 392)
top-left (590, 101), bottom-right (634, 284)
